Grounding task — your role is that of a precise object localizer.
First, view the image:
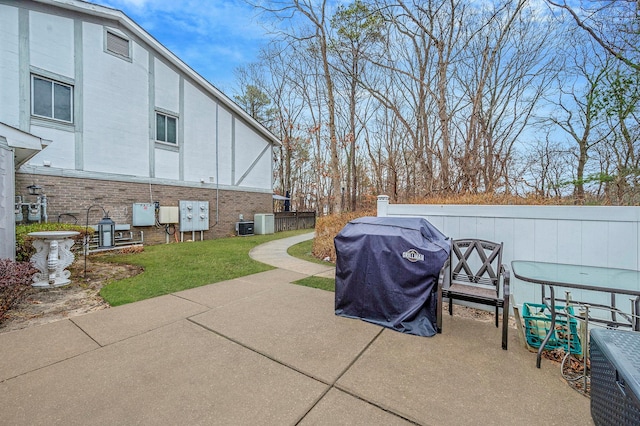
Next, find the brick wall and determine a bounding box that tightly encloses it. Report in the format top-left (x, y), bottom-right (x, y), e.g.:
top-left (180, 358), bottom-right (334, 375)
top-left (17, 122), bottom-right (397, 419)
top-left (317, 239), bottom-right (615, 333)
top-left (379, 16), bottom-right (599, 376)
top-left (15, 174), bottom-right (272, 245)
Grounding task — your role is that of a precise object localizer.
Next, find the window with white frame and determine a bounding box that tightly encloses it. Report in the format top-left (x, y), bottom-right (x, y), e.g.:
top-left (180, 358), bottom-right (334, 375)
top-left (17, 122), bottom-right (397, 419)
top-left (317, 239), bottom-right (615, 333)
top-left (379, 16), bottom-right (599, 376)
top-left (156, 112), bottom-right (177, 144)
top-left (31, 75), bottom-right (73, 123)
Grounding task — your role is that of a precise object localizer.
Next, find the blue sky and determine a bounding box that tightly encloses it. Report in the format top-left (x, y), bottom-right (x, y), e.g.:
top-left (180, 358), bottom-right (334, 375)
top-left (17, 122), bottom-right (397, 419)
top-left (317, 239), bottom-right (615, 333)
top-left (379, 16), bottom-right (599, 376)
top-left (93, 0), bottom-right (270, 93)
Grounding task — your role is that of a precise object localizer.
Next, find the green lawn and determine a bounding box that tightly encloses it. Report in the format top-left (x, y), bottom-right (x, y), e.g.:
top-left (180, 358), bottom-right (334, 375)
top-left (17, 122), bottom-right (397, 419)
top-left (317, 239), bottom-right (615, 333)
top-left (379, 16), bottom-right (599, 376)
top-left (99, 229), bottom-right (312, 306)
top-left (287, 239), bottom-right (336, 292)
top-left (293, 276), bottom-right (335, 292)
top-left (286, 238), bottom-right (334, 266)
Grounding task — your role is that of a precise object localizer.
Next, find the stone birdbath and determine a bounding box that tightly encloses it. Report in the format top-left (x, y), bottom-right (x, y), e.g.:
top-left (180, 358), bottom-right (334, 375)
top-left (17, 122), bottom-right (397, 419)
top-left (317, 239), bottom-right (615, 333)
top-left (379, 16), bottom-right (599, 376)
top-left (28, 231), bottom-right (80, 287)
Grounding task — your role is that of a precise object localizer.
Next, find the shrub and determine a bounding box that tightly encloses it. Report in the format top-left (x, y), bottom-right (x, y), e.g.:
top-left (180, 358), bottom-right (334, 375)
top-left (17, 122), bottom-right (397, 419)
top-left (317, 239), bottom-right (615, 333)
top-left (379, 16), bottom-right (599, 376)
top-left (0, 259), bottom-right (37, 322)
top-left (16, 223), bottom-right (93, 261)
top-left (117, 245), bottom-right (144, 254)
top-left (313, 210), bottom-right (375, 262)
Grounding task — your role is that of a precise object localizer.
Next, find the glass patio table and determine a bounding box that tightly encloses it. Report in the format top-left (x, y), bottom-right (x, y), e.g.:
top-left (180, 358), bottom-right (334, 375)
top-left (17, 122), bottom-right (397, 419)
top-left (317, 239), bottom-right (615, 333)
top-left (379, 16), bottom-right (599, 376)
top-left (511, 260), bottom-right (640, 368)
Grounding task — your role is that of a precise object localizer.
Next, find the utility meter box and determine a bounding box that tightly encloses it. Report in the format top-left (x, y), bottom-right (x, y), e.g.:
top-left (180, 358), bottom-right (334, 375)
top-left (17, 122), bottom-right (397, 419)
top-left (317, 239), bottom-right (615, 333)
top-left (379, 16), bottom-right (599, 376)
top-left (179, 200), bottom-right (209, 232)
top-left (254, 214), bottom-right (275, 235)
top-left (158, 206), bottom-right (179, 224)
top-left (133, 203), bottom-right (156, 226)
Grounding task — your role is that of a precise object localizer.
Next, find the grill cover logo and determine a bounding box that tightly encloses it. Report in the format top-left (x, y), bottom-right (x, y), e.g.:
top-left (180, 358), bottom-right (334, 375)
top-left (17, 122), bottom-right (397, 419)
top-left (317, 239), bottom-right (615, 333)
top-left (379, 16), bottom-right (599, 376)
top-left (402, 249), bottom-right (424, 262)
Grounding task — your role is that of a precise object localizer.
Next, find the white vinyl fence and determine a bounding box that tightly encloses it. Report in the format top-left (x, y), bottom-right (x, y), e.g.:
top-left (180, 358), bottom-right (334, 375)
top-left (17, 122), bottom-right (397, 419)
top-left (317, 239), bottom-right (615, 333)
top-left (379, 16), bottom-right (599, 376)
top-left (376, 195), bottom-right (640, 314)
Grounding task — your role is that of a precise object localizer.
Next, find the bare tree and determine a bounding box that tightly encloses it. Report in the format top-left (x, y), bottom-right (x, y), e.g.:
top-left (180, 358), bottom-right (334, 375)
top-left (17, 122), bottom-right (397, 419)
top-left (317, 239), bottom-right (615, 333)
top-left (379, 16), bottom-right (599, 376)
top-left (237, 0), bottom-right (631, 205)
top-left (251, 0), bottom-right (343, 213)
top-left (522, 136), bottom-right (574, 198)
top-left (545, 0), bottom-right (640, 72)
top-left (546, 38), bottom-right (613, 202)
top-left (453, 0), bottom-right (560, 193)
top-left (329, 0), bottom-right (383, 211)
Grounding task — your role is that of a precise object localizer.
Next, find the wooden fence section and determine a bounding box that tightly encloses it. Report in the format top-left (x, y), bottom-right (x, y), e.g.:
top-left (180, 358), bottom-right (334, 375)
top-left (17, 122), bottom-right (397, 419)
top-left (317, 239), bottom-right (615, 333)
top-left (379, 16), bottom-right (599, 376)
top-left (274, 211), bottom-right (316, 232)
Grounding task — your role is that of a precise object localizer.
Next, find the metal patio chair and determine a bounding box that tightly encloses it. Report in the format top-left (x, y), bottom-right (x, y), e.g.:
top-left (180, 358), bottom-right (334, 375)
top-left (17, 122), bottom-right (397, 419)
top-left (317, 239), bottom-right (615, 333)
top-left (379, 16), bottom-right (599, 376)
top-left (436, 239), bottom-right (511, 350)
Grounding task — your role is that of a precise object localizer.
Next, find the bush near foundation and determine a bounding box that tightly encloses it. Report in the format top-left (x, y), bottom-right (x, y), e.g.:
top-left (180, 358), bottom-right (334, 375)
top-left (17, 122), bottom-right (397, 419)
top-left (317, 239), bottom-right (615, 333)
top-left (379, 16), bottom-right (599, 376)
top-left (15, 223), bottom-right (93, 262)
top-left (0, 259), bottom-right (37, 322)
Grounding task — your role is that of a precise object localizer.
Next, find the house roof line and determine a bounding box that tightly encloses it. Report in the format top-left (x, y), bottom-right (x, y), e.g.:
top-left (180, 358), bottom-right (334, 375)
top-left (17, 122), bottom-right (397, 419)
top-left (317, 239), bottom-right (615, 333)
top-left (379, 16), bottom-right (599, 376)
top-left (35, 0), bottom-right (282, 147)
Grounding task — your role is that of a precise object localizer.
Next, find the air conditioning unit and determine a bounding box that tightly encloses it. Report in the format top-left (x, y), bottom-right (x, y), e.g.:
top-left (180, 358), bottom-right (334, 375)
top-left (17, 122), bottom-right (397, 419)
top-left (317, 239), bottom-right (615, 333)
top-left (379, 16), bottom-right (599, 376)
top-left (237, 221), bottom-right (254, 236)
top-left (254, 214), bottom-right (274, 235)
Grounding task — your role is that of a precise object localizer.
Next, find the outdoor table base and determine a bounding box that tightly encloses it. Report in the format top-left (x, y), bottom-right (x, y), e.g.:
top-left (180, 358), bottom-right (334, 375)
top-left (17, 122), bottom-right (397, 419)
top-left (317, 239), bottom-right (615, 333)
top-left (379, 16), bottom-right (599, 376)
top-left (28, 231), bottom-right (80, 287)
top-left (511, 260), bottom-right (640, 368)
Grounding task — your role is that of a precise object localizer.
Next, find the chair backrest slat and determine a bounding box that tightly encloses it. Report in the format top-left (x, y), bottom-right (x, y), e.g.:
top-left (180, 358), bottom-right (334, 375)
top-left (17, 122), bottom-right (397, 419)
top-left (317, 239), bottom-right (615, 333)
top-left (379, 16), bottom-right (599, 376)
top-left (450, 239), bottom-right (503, 293)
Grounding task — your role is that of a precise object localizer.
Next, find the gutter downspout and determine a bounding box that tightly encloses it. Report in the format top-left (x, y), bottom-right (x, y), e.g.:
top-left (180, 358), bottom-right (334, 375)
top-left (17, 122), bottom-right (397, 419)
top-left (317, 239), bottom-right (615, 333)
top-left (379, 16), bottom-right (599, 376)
top-left (215, 103), bottom-right (219, 225)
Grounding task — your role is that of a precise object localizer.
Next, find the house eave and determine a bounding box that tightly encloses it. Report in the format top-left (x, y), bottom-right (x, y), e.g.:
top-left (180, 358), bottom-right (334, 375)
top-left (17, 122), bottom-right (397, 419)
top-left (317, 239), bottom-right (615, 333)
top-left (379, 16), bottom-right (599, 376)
top-left (0, 122), bottom-right (48, 168)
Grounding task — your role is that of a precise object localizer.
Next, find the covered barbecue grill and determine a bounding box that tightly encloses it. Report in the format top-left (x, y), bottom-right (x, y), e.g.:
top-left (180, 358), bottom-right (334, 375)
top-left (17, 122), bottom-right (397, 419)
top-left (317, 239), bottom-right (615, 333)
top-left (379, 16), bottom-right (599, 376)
top-left (334, 216), bottom-right (450, 337)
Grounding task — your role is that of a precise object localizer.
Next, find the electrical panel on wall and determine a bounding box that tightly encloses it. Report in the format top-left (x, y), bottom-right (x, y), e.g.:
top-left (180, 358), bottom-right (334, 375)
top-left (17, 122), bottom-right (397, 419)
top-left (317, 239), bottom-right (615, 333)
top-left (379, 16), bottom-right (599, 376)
top-left (132, 203), bottom-right (156, 226)
top-left (179, 200), bottom-right (209, 232)
top-left (158, 206), bottom-right (179, 224)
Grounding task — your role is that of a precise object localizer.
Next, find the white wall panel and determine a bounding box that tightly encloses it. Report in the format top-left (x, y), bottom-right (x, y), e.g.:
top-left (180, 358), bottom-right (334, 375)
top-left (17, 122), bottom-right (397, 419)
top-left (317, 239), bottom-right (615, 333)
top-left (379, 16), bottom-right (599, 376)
top-left (0, 5), bottom-right (20, 127)
top-left (154, 59), bottom-right (179, 113)
top-left (238, 151), bottom-right (272, 189)
top-left (476, 217), bottom-right (495, 241)
top-left (458, 216), bottom-right (477, 238)
top-left (440, 216), bottom-right (458, 237)
top-left (215, 107), bottom-right (233, 185)
top-left (154, 148), bottom-right (179, 180)
top-left (512, 219), bottom-right (537, 303)
top-left (581, 221), bottom-right (604, 267)
top-left (495, 218), bottom-right (515, 260)
top-left (82, 22), bottom-right (149, 176)
top-left (234, 119), bottom-right (271, 189)
top-left (533, 219), bottom-right (558, 262)
top-left (607, 221), bottom-right (637, 269)
top-left (25, 126), bottom-right (75, 169)
top-left (426, 215), bottom-right (445, 232)
top-left (30, 11), bottom-right (74, 78)
top-left (512, 218), bottom-right (534, 261)
top-left (556, 220), bottom-right (582, 265)
top-left (182, 81), bottom-right (216, 183)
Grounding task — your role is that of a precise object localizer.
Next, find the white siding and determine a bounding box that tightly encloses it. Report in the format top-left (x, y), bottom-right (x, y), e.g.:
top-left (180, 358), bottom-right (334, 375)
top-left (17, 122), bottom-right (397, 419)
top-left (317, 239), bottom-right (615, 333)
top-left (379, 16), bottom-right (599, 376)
top-left (29, 11), bottom-right (74, 78)
top-left (216, 107), bottom-right (233, 186)
top-left (234, 119), bottom-right (271, 190)
top-left (27, 126), bottom-right (75, 168)
top-left (154, 58), bottom-right (179, 113)
top-left (0, 5), bottom-right (20, 127)
top-left (82, 22), bottom-right (149, 176)
top-left (183, 81), bottom-right (216, 183)
top-left (155, 148), bottom-right (179, 180)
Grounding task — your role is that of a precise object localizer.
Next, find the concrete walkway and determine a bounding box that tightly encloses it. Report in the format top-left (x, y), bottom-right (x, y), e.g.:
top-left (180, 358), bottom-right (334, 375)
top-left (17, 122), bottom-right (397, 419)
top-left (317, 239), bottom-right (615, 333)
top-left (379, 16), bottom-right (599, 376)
top-left (0, 232), bottom-right (592, 425)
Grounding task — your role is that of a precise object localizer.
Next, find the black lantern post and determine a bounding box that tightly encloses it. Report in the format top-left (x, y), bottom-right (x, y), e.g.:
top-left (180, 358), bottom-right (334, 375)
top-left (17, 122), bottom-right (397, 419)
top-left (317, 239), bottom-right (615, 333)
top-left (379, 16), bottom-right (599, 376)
top-left (97, 215), bottom-right (115, 248)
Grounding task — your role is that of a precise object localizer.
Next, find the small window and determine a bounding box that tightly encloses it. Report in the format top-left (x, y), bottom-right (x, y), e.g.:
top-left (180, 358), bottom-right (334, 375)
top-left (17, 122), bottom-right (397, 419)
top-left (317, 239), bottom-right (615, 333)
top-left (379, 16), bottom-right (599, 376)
top-left (156, 112), bottom-right (177, 144)
top-left (31, 75), bottom-right (73, 123)
top-left (106, 31), bottom-right (130, 59)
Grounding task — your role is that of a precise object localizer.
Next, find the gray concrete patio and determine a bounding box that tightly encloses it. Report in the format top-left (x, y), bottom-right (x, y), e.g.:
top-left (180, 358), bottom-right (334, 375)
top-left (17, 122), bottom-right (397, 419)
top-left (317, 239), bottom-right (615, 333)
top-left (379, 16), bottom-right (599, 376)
top-left (0, 233), bottom-right (592, 425)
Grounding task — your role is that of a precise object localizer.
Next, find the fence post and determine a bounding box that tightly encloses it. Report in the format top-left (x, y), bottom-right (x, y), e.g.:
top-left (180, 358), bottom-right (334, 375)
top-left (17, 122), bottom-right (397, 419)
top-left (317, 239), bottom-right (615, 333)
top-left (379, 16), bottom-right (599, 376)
top-left (377, 195), bottom-right (389, 217)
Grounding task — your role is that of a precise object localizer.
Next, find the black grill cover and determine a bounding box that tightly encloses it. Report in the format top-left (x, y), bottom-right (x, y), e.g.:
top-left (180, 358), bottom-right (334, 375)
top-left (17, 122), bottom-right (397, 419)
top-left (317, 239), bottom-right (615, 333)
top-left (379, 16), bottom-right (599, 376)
top-left (334, 216), bottom-right (450, 337)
